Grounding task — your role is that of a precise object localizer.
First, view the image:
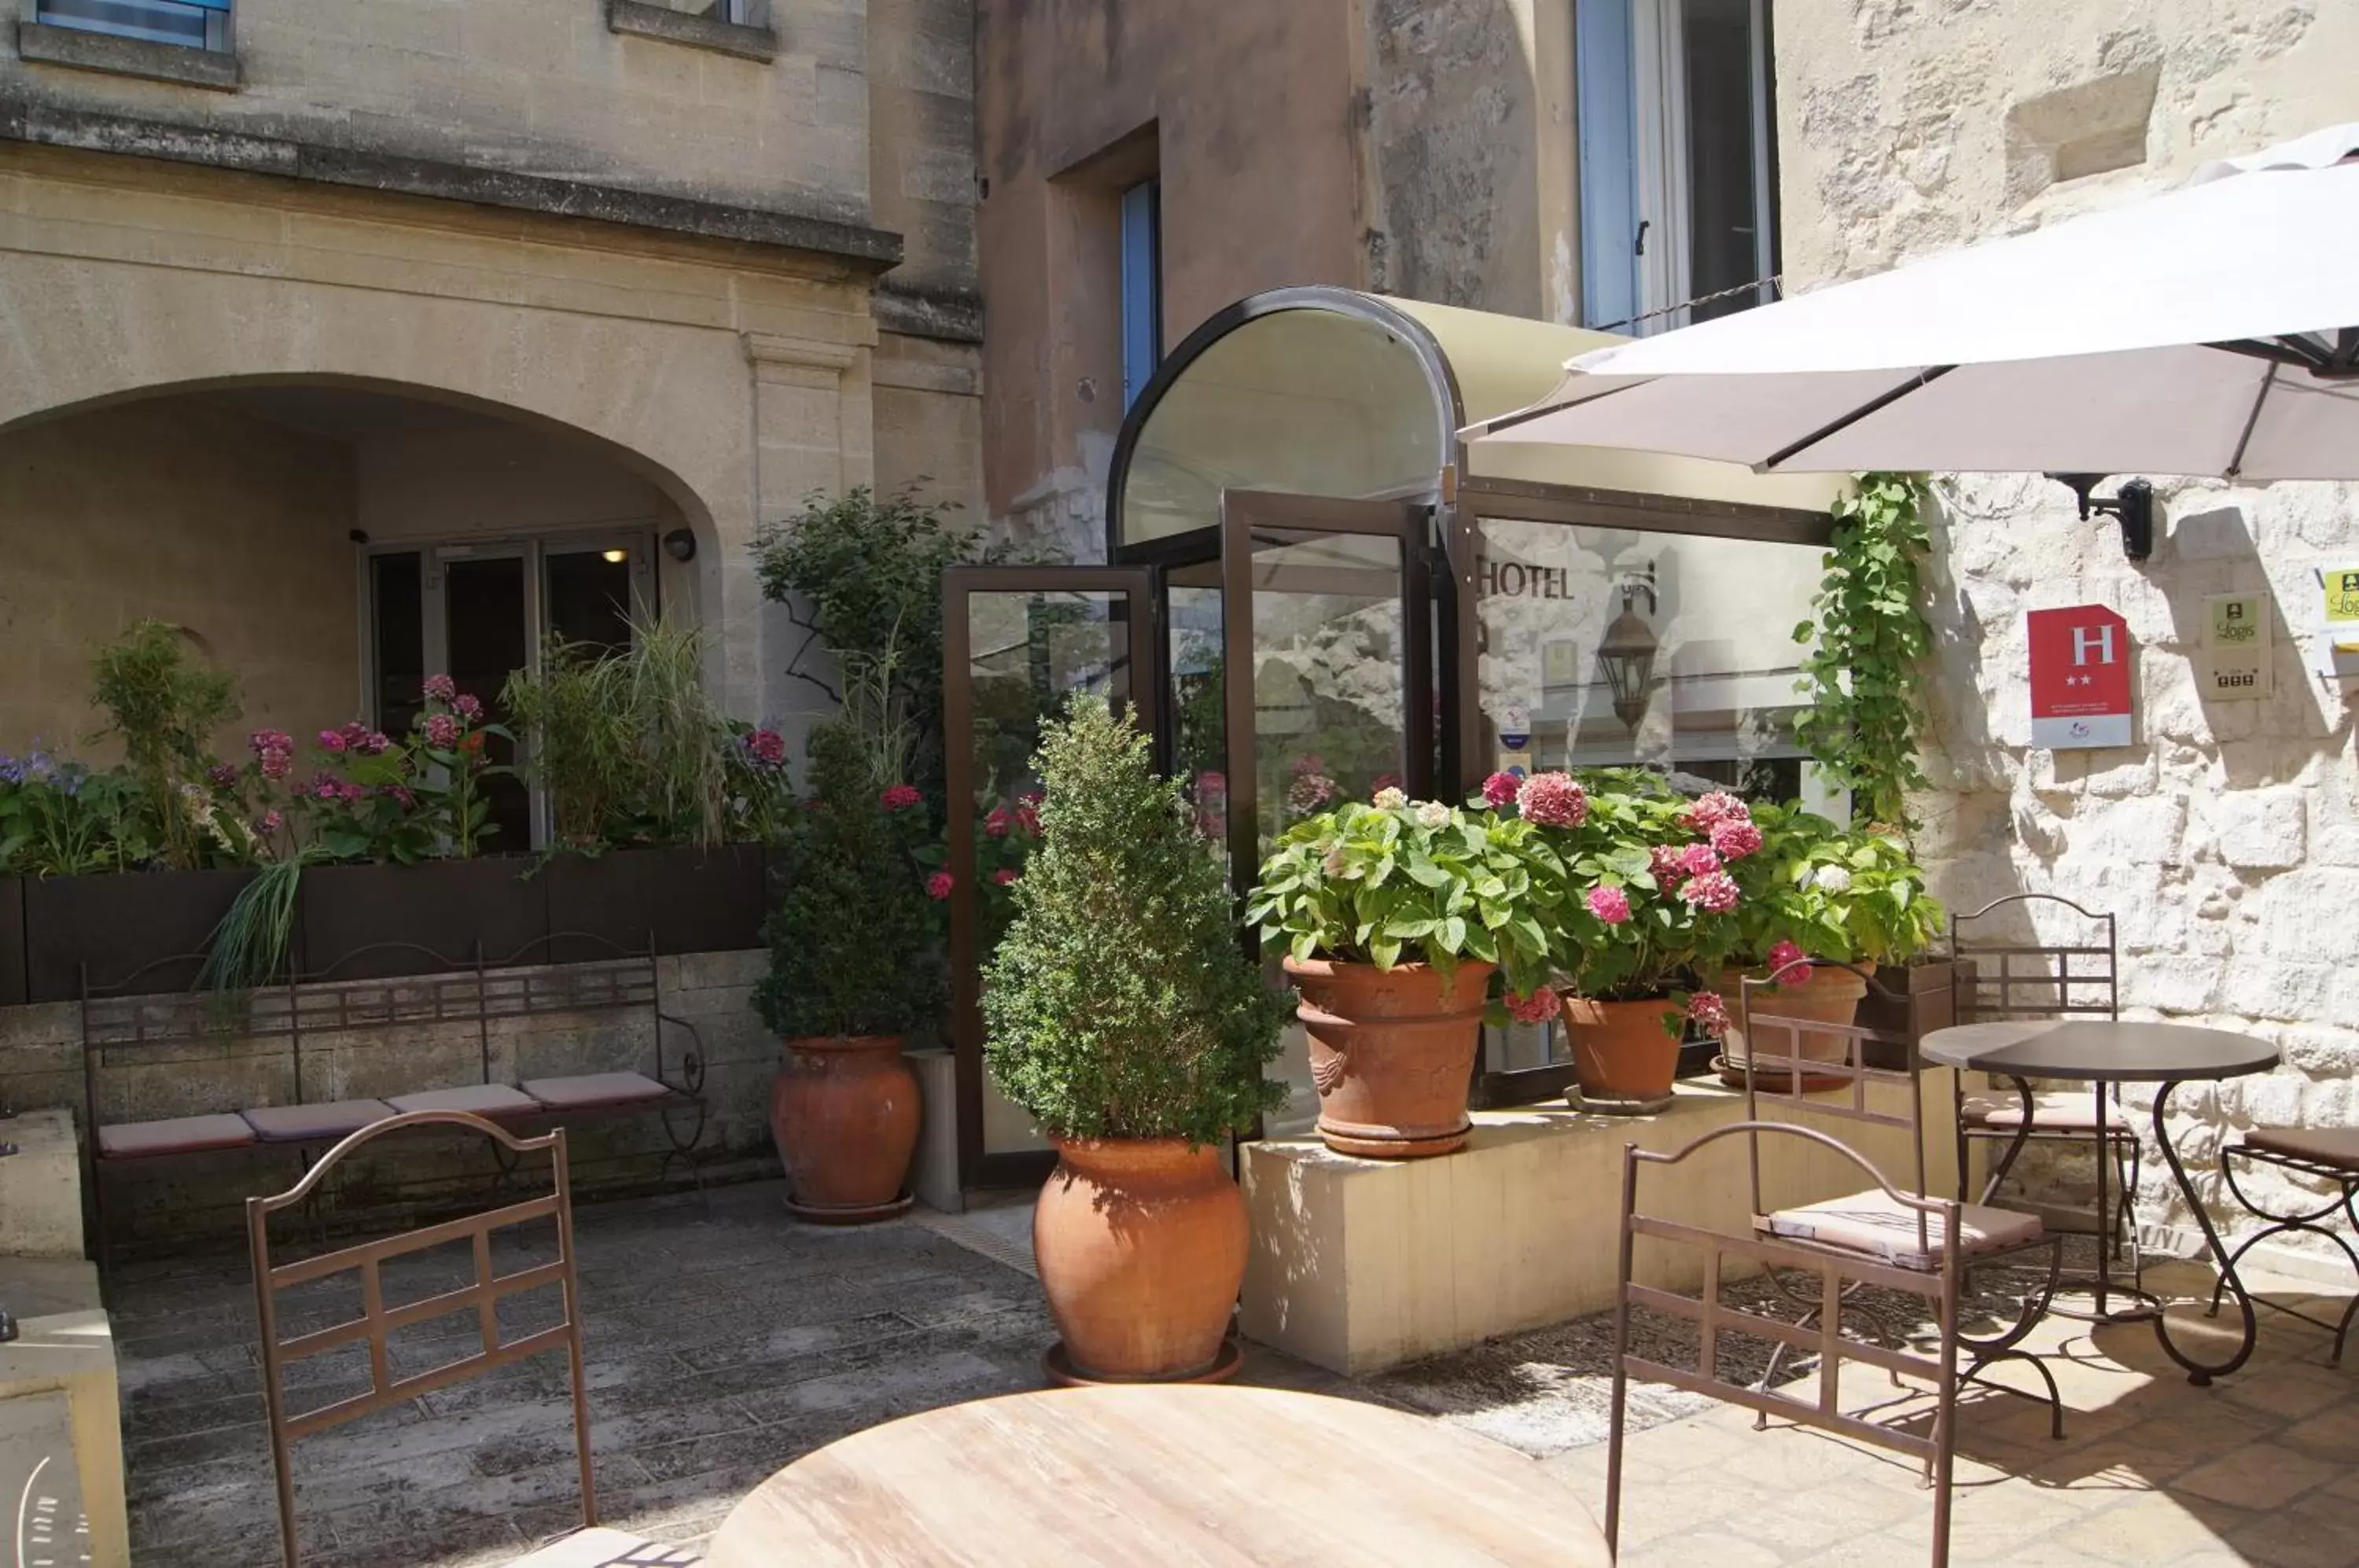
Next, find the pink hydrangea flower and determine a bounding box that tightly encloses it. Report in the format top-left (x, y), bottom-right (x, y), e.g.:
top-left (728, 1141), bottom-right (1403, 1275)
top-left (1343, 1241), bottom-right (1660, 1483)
top-left (359, 731), bottom-right (391, 756)
top-left (1515, 771), bottom-right (1588, 828)
top-left (1679, 790), bottom-right (1750, 833)
top-left (1586, 884), bottom-right (1632, 925)
top-left (318, 729), bottom-right (348, 753)
top-left (249, 730), bottom-right (295, 780)
top-left (992, 867), bottom-right (1019, 886)
top-left (1678, 870), bottom-right (1741, 914)
top-left (255, 809), bottom-right (284, 835)
top-left (206, 764), bottom-right (240, 790)
top-left (745, 729), bottom-right (788, 768)
top-left (925, 870), bottom-right (954, 900)
top-left (422, 713), bottom-right (462, 749)
top-left (1687, 991), bottom-right (1732, 1039)
top-left (337, 781), bottom-right (367, 804)
top-left (1648, 844), bottom-right (1687, 889)
top-left (1677, 843), bottom-right (1724, 879)
top-left (453, 694), bottom-right (484, 723)
top-left (881, 783), bottom-right (923, 811)
top-left (1481, 771), bottom-right (1521, 808)
top-left (984, 805), bottom-right (1014, 837)
top-left (1503, 986), bottom-right (1560, 1025)
top-left (1765, 940), bottom-right (1813, 986)
top-left (1014, 804), bottom-right (1040, 836)
top-left (1710, 819), bottom-right (1765, 861)
top-left (1287, 772), bottom-right (1337, 812)
top-left (422, 674), bottom-right (458, 704)
top-left (383, 785), bottom-right (415, 808)
top-left (307, 773), bottom-right (341, 801)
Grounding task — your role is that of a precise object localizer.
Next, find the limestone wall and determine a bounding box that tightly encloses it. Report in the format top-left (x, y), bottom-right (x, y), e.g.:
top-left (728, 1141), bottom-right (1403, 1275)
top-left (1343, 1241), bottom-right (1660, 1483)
top-left (1771, 2), bottom-right (2359, 1268)
top-left (0, 950), bottom-right (780, 1248)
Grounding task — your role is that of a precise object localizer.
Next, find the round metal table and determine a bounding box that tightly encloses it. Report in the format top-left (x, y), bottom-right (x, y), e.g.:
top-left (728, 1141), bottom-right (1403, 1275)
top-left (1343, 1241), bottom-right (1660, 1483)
top-left (1922, 1018), bottom-right (2282, 1383)
top-left (703, 1384), bottom-right (1613, 1566)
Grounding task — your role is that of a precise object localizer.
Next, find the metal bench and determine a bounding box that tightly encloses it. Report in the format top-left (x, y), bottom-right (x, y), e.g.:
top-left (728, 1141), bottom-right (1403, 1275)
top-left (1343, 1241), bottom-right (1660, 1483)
top-left (81, 932), bottom-right (706, 1269)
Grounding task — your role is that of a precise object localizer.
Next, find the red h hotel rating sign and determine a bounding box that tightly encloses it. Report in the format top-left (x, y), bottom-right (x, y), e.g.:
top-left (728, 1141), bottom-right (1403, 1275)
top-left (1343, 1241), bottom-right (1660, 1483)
top-left (2029, 605), bottom-right (2135, 749)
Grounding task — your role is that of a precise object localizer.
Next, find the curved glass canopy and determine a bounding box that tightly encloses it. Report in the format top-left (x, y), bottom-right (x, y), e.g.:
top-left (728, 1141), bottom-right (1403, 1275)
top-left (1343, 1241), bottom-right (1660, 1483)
top-left (1109, 287), bottom-right (1841, 553)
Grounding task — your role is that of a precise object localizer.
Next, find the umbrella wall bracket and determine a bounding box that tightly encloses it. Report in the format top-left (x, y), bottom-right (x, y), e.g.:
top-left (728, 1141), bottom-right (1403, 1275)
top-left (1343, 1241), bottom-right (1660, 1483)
top-left (2050, 474), bottom-right (2156, 561)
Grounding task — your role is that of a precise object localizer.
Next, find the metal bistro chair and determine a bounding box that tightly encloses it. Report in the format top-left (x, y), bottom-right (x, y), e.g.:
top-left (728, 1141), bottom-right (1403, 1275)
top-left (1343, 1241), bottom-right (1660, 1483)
top-left (2214, 1125), bottom-right (2359, 1363)
top-left (248, 1111), bottom-right (598, 1568)
top-left (1603, 966), bottom-right (2065, 1568)
top-left (1949, 894), bottom-right (2140, 1283)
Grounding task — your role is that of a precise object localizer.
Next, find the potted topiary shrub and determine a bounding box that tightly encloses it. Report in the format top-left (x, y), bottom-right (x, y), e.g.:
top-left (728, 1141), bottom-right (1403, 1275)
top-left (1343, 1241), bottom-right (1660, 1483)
top-left (1249, 785), bottom-right (1567, 1158)
top-left (753, 720), bottom-right (937, 1224)
top-left (985, 698), bottom-right (1290, 1383)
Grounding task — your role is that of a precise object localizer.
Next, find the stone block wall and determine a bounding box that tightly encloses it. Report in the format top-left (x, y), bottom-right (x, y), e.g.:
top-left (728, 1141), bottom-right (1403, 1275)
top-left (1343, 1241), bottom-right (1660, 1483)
top-left (0, 950), bottom-right (781, 1250)
top-left (1772, 2), bottom-right (2359, 1272)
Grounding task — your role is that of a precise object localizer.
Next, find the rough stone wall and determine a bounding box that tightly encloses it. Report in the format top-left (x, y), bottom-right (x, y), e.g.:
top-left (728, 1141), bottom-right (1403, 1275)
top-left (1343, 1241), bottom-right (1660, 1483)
top-left (1772, 2), bottom-right (2359, 1271)
top-left (0, 950), bottom-right (777, 1247)
top-left (0, 399), bottom-right (359, 762)
top-left (0, 0), bottom-right (874, 226)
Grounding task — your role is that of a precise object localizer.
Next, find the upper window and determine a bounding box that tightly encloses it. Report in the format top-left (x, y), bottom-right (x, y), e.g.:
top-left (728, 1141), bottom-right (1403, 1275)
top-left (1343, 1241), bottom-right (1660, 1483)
top-left (1119, 178), bottom-right (1165, 410)
top-left (1577, 0), bottom-right (1777, 333)
top-left (35, 0), bottom-right (231, 50)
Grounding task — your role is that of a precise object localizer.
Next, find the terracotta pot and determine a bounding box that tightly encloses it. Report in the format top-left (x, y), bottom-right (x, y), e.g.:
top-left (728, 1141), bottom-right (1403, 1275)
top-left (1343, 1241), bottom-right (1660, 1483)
top-left (768, 1035), bottom-right (920, 1219)
top-left (1563, 995), bottom-right (1684, 1106)
top-left (1283, 956), bottom-right (1495, 1158)
top-left (1033, 1137), bottom-right (1246, 1381)
top-left (1713, 964), bottom-right (1871, 1086)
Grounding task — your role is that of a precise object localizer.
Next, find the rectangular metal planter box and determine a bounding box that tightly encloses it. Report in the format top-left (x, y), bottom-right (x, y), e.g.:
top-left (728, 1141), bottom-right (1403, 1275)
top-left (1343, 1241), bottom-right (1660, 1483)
top-left (298, 857), bottom-right (550, 980)
top-left (24, 867), bottom-right (261, 1001)
top-left (1859, 958), bottom-right (1969, 1067)
top-left (543, 844), bottom-right (768, 963)
top-left (0, 875), bottom-right (26, 1007)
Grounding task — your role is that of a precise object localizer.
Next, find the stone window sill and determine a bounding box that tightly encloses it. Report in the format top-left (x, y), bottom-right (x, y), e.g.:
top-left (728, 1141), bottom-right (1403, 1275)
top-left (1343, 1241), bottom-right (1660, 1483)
top-left (605, 0), bottom-right (777, 63)
top-left (15, 20), bottom-right (240, 90)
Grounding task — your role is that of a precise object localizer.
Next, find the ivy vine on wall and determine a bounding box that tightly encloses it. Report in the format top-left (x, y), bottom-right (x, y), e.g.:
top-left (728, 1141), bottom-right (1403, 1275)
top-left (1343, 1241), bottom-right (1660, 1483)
top-left (1791, 473), bottom-right (1935, 831)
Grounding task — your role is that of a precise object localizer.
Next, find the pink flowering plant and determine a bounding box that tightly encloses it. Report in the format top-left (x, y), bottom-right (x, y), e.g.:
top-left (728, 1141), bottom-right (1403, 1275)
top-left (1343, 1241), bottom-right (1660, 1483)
top-left (1720, 801), bottom-right (1944, 974)
top-left (914, 781), bottom-right (1041, 955)
top-left (1246, 792), bottom-right (1570, 1000)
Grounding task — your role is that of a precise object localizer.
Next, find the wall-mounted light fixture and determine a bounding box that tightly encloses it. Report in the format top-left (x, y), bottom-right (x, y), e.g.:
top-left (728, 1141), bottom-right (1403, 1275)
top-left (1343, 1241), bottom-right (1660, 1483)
top-left (2048, 473), bottom-right (2156, 561)
top-left (662, 528), bottom-right (697, 563)
top-left (1595, 563), bottom-right (1660, 732)
top-left (601, 548), bottom-right (627, 565)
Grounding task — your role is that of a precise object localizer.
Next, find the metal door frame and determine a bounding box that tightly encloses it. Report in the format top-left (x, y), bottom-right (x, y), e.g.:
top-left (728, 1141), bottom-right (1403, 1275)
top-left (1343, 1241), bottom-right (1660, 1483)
top-left (941, 565), bottom-right (1159, 1193)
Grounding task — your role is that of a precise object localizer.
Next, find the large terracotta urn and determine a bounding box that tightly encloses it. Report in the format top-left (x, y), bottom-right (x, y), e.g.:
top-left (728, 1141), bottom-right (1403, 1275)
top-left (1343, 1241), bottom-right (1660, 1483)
top-left (1563, 995), bottom-right (1684, 1110)
top-left (1033, 1137), bottom-right (1247, 1382)
top-left (768, 1035), bottom-right (920, 1223)
top-left (1283, 957), bottom-right (1495, 1158)
top-left (1713, 964), bottom-right (1871, 1089)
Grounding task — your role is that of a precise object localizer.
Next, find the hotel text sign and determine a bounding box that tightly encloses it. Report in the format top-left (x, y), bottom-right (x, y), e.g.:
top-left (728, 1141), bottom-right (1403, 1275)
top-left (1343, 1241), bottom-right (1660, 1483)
top-left (2028, 605), bottom-right (2134, 750)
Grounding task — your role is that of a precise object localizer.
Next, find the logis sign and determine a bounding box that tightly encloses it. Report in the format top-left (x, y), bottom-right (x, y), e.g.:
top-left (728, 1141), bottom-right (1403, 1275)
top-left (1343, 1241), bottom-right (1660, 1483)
top-left (2028, 605), bottom-right (2135, 750)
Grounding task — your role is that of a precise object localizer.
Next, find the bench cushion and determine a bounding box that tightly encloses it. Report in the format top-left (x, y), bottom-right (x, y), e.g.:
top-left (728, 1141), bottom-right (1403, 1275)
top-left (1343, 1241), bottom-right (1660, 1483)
top-left (242, 1099), bottom-right (396, 1143)
top-left (98, 1113), bottom-right (257, 1159)
top-left (1762, 1190), bottom-right (2045, 1271)
top-left (521, 1072), bottom-right (675, 1111)
top-left (2244, 1125), bottom-right (2359, 1173)
top-left (1960, 1089), bottom-right (2130, 1135)
top-left (387, 1084), bottom-right (541, 1117)
top-left (505, 1526), bottom-right (700, 1566)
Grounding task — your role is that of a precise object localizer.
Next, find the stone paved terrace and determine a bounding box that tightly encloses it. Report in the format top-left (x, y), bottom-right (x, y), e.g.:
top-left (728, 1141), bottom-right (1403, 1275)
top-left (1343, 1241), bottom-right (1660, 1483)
top-left (113, 1183), bottom-right (2356, 1566)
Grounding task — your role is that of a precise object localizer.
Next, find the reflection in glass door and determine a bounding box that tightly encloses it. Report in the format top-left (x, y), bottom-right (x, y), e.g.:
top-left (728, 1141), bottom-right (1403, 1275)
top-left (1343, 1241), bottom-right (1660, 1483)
top-left (942, 568), bottom-right (1156, 1190)
top-left (440, 550), bottom-right (533, 852)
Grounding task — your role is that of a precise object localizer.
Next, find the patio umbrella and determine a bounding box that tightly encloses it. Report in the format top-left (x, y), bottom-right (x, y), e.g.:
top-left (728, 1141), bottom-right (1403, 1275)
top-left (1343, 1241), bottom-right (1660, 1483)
top-left (1466, 123), bottom-right (2359, 483)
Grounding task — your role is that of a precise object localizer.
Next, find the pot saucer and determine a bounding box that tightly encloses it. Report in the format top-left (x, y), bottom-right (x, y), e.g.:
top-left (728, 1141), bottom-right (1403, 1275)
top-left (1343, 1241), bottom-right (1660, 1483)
top-left (1566, 1088), bottom-right (1676, 1117)
top-left (783, 1190), bottom-right (915, 1226)
top-left (1711, 1055), bottom-right (1853, 1094)
top-left (1042, 1337), bottom-right (1245, 1389)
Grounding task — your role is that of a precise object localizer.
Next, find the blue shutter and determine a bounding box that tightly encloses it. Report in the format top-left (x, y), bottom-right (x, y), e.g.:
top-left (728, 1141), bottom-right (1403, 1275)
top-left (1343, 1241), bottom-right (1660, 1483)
top-left (1577, 0), bottom-right (1641, 331)
top-left (1120, 179), bottom-right (1163, 410)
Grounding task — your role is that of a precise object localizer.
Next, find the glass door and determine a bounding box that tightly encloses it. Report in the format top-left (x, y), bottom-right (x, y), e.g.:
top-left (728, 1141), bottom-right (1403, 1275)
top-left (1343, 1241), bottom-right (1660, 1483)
top-left (1218, 490), bottom-right (1436, 1134)
top-left (942, 566), bottom-right (1157, 1191)
top-left (436, 546), bottom-right (535, 852)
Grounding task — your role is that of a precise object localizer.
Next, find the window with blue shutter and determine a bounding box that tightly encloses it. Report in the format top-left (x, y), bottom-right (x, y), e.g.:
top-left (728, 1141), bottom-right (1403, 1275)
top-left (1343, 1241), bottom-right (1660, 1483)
top-left (36, 0), bottom-right (231, 50)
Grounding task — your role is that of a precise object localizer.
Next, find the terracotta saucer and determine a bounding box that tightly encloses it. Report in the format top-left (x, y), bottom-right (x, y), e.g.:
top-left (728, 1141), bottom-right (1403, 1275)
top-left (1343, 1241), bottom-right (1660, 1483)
top-left (782, 1190), bottom-right (915, 1226)
top-left (1041, 1337), bottom-right (1246, 1389)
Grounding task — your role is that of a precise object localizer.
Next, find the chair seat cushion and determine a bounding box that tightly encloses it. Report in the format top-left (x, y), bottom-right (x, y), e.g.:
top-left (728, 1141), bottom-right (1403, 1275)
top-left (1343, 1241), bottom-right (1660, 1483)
top-left (521, 1071), bottom-right (675, 1111)
top-left (241, 1099), bottom-right (396, 1143)
top-left (387, 1084), bottom-right (542, 1117)
top-left (1960, 1089), bottom-right (2130, 1135)
top-left (504, 1526), bottom-right (700, 1566)
top-left (2243, 1125), bottom-right (2359, 1173)
top-left (98, 1113), bottom-right (257, 1159)
top-left (1763, 1190), bottom-right (2046, 1271)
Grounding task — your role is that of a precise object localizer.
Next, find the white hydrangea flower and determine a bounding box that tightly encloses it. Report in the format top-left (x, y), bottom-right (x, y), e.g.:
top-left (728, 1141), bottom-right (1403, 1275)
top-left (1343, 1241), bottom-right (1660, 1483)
top-left (1373, 786), bottom-right (1409, 811)
top-left (1415, 800), bottom-right (1452, 827)
top-left (1812, 864), bottom-right (1853, 893)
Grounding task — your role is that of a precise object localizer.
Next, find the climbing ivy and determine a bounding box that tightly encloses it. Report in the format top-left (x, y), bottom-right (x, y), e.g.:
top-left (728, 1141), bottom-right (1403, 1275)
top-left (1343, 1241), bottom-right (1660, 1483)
top-left (1791, 473), bottom-right (1934, 832)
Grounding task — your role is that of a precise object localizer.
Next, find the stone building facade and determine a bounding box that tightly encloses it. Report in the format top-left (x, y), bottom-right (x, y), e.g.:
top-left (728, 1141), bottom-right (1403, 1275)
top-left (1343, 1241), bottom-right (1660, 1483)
top-left (1772, 0), bottom-right (2359, 1264)
top-left (0, 0), bottom-right (982, 753)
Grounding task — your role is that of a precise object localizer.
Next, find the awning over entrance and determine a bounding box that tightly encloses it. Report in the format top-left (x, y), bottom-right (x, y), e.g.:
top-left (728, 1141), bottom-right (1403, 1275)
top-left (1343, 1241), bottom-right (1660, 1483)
top-left (1107, 286), bottom-right (1842, 554)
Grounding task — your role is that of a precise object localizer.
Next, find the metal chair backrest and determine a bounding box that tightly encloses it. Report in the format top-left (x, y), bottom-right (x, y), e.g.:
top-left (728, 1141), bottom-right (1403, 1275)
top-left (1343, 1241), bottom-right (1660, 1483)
top-left (1735, 963), bottom-right (1932, 1249)
top-left (246, 1110), bottom-right (594, 1568)
top-left (1949, 893), bottom-right (2118, 1022)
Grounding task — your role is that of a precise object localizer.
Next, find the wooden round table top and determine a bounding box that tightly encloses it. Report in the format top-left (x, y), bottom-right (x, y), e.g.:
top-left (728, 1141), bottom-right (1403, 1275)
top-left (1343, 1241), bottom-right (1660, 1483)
top-left (703, 1383), bottom-right (1612, 1567)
